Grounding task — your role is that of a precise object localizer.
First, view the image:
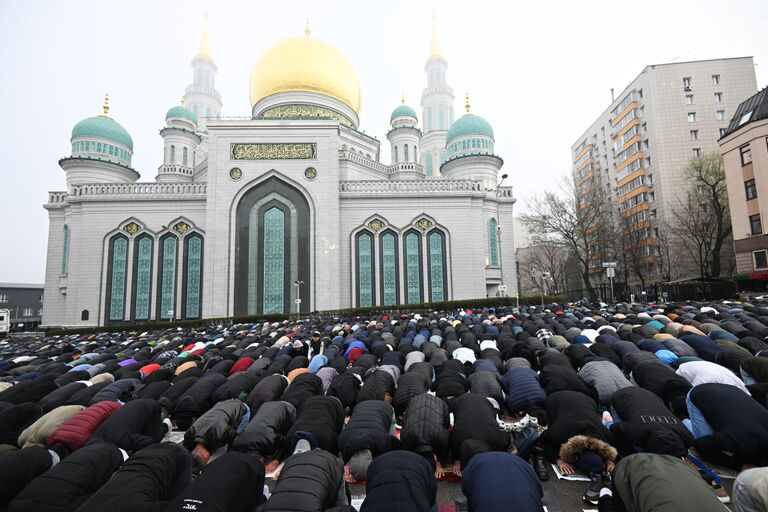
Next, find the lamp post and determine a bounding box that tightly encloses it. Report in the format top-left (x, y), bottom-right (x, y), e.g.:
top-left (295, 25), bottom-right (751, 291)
top-left (294, 280), bottom-right (304, 315)
top-left (495, 173), bottom-right (509, 300)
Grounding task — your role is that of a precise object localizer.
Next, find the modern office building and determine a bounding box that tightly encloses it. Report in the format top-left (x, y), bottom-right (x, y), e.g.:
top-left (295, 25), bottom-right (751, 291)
top-left (572, 57), bottom-right (757, 283)
top-left (720, 87), bottom-right (768, 291)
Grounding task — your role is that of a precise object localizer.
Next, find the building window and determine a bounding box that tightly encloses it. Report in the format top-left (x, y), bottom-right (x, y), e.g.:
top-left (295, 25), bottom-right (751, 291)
top-left (393, 146), bottom-right (398, 164)
top-left (81, 309), bottom-right (89, 321)
top-left (716, 110), bottom-right (726, 121)
top-left (428, 230), bottom-right (447, 302)
top-left (488, 218), bottom-right (499, 267)
top-left (692, 148), bottom-right (702, 158)
top-left (0, 294), bottom-right (6, 303)
top-left (749, 213), bottom-right (762, 235)
top-left (690, 130), bottom-right (699, 140)
top-left (650, 209), bottom-right (657, 219)
top-left (740, 145), bottom-right (752, 166)
top-left (170, 145), bottom-right (176, 164)
top-left (686, 95), bottom-right (694, 105)
top-left (683, 77), bottom-right (691, 89)
top-left (182, 147), bottom-right (188, 166)
top-left (687, 112), bottom-right (696, 123)
top-left (714, 92), bottom-right (722, 103)
top-left (132, 235), bottom-right (154, 321)
top-left (427, 106), bottom-right (433, 131)
top-left (712, 74), bottom-right (720, 85)
top-left (754, 250), bottom-right (768, 270)
top-left (22, 308), bottom-right (32, 317)
top-left (106, 235), bottom-right (129, 322)
top-left (379, 231), bottom-right (399, 306)
top-left (61, 225), bottom-right (70, 276)
top-left (403, 231), bottom-right (423, 304)
top-left (719, 128), bottom-right (727, 137)
top-left (745, 179), bottom-right (757, 200)
top-left (404, 144), bottom-right (409, 162)
top-left (356, 231), bottom-right (374, 308)
top-left (157, 234), bottom-right (178, 320)
top-left (262, 207), bottom-right (285, 315)
top-left (183, 234), bottom-right (203, 319)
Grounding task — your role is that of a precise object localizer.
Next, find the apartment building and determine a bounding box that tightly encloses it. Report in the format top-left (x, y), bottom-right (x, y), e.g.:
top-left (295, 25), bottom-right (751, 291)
top-left (572, 57), bottom-right (757, 283)
top-left (720, 87), bottom-right (768, 291)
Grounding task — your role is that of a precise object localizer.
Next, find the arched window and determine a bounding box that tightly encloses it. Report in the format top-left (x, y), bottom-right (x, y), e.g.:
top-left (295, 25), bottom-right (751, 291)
top-left (425, 154), bottom-right (434, 176)
top-left (438, 105), bottom-right (445, 130)
top-left (262, 207), bottom-right (286, 314)
top-left (404, 144), bottom-right (409, 162)
top-left (182, 147), bottom-right (188, 166)
top-left (394, 146), bottom-right (399, 164)
top-left (81, 309), bottom-right (89, 321)
top-left (379, 230), bottom-right (399, 305)
top-left (192, 151), bottom-right (196, 168)
top-left (61, 225), bottom-right (70, 275)
top-left (403, 230), bottom-right (423, 304)
top-left (183, 233), bottom-right (204, 319)
top-left (414, 146), bottom-right (418, 162)
top-left (170, 145), bottom-right (176, 164)
top-left (356, 231), bottom-right (375, 307)
top-left (488, 218), bottom-right (499, 267)
top-left (427, 106), bottom-right (433, 131)
top-left (428, 230), bottom-right (448, 302)
top-left (156, 234), bottom-right (178, 320)
top-left (106, 234), bottom-right (129, 322)
top-left (132, 234), bottom-right (154, 321)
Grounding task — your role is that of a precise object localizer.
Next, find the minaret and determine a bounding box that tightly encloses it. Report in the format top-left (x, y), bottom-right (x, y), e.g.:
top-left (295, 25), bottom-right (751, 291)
top-left (420, 12), bottom-right (454, 177)
top-left (184, 12), bottom-right (222, 139)
top-left (157, 96), bottom-right (201, 183)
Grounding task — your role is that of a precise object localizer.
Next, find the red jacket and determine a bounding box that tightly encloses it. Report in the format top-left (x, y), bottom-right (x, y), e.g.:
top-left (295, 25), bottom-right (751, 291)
top-left (46, 400), bottom-right (121, 452)
top-left (229, 357), bottom-right (254, 376)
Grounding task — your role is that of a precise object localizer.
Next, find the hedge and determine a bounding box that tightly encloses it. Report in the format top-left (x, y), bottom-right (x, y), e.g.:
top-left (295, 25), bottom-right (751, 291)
top-left (45, 294), bottom-right (568, 336)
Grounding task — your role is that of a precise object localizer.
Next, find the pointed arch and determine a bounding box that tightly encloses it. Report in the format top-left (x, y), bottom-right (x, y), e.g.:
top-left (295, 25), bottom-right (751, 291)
top-left (488, 218), bottom-right (499, 267)
top-left (105, 233), bottom-right (129, 323)
top-left (182, 232), bottom-right (204, 319)
top-left (379, 229), bottom-right (400, 306)
top-left (427, 228), bottom-right (448, 302)
top-left (131, 233), bottom-right (154, 321)
top-left (403, 229), bottom-right (423, 304)
top-left (355, 230), bottom-right (375, 307)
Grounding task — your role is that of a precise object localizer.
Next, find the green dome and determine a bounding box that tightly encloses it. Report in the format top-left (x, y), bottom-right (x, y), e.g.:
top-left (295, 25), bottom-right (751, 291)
top-left (71, 115), bottom-right (134, 150)
top-left (390, 104), bottom-right (417, 122)
top-left (166, 105), bottom-right (198, 125)
top-left (446, 113), bottom-right (494, 143)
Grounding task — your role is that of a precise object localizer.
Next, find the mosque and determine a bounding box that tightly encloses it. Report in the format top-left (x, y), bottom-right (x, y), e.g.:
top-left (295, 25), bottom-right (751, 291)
top-left (41, 16), bottom-right (517, 327)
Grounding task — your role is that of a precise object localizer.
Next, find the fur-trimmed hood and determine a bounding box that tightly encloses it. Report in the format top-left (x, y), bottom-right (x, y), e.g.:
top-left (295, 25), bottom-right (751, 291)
top-left (559, 435), bottom-right (617, 464)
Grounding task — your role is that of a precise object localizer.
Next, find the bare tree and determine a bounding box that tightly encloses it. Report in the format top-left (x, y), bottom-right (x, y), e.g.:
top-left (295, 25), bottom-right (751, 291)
top-left (522, 175), bottom-right (613, 300)
top-left (654, 221), bottom-right (683, 282)
top-left (671, 152), bottom-right (733, 279)
top-left (518, 235), bottom-right (572, 294)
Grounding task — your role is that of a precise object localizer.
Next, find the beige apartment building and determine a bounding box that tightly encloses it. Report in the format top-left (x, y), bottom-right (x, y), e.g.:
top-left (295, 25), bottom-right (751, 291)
top-left (572, 57), bottom-right (757, 285)
top-left (720, 87), bottom-right (768, 291)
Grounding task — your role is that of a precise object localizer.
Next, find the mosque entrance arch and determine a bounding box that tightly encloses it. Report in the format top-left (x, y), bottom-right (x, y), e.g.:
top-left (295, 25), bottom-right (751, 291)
top-left (234, 176), bottom-right (311, 315)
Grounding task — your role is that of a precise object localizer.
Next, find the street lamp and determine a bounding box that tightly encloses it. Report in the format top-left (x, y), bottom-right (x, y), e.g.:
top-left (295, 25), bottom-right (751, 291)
top-left (495, 173), bottom-right (509, 300)
top-left (294, 280), bottom-right (304, 315)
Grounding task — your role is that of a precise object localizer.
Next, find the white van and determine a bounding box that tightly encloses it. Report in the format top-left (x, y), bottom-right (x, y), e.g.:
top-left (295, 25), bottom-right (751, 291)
top-left (0, 309), bottom-right (10, 337)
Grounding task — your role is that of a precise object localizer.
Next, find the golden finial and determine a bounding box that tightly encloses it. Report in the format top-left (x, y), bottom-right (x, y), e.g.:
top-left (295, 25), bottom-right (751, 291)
top-left (102, 92), bottom-right (110, 116)
top-left (465, 92), bottom-right (471, 113)
top-left (180, 95), bottom-right (185, 106)
top-left (430, 9), bottom-right (442, 59)
top-left (304, 18), bottom-right (311, 37)
top-left (197, 10), bottom-right (212, 60)
top-left (401, 95), bottom-right (405, 105)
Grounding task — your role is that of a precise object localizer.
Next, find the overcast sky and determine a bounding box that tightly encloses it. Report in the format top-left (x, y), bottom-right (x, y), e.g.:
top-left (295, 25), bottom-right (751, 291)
top-left (1, 0), bottom-right (767, 283)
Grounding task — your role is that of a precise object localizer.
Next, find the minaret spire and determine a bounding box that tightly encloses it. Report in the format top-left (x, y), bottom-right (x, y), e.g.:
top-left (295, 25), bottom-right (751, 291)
top-left (430, 10), bottom-right (442, 59)
top-left (102, 92), bottom-right (110, 116)
top-left (197, 10), bottom-right (212, 61)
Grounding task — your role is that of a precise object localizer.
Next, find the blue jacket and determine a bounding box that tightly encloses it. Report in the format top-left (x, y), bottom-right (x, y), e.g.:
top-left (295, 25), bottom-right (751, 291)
top-left (461, 452), bottom-right (543, 512)
top-left (501, 367), bottom-right (547, 413)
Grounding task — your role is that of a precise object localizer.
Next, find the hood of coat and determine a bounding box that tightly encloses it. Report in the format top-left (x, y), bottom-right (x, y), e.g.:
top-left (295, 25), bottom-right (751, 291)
top-left (559, 434), bottom-right (618, 464)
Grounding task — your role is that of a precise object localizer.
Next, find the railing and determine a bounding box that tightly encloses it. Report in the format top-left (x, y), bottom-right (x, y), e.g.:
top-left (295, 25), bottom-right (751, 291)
top-left (390, 162), bottom-right (424, 173)
top-left (338, 150), bottom-right (389, 174)
top-left (48, 191), bottom-right (68, 203)
top-left (158, 165), bottom-right (194, 176)
top-left (340, 180), bottom-right (485, 194)
top-left (69, 183), bottom-right (207, 197)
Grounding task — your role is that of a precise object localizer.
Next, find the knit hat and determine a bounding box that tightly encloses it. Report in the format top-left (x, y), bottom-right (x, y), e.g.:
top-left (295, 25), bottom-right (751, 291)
top-left (575, 449), bottom-right (604, 475)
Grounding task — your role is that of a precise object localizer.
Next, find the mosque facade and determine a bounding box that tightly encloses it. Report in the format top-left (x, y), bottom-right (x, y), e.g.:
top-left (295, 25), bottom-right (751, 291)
top-left (41, 18), bottom-right (517, 327)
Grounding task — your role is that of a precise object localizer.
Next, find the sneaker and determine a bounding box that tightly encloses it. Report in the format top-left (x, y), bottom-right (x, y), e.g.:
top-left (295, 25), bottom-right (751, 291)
top-left (710, 483), bottom-right (730, 504)
top-left (583, 473), bottom-right (602, 505)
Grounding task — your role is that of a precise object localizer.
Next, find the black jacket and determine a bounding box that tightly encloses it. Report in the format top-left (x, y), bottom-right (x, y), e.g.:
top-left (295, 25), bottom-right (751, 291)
top-left (356, 370), bottom-right (395, 404)
top-left (0, 374), bottom-right (58, 405)
top-left (328, 372), bottom-right (362, 412)
top-left (77, 443), bottom-right (191, 512)
top-left (157, 377), bottom-right (199, 413)
top-left (539, 390), bottom-right (612, 462)
top-left (162, 451), bottom-right (265, 512)
top-left (232, 401), bottom-right (296, 458)
top-left (89, 379), bottom-right (140, 405)
top-left (690, 382), bottom-right (768, 468)
top-left (468, 371), bottom-right (504, 406)
top-left (338, 401), bottom-right (397, 461)
top-left (449, 393), bottom-right (509, 462)
top-left (631, 360), bottom-right (691, 403)
top-left (7, 442), bottom-right (124, 512)
top-left (401, 393), bottom-right (450, 457)
top-left (0, 446), bottom-right (53, 507)
top-left (393, 372), bottom-right (431, 416)
top-left (360, 451), bottom-right (437, 512)
top-left (39, 382), bottom-right (87, 413)
top-left (539, 364), bottom-right (596, 400)
top-left (173, 373), bottom-right (227, 420)
top-left (263, 449), bottom-right (347, 512)
top-left (286, 395), bottom-right (345, 454)
top-left (211, 371), bottom-right (259, 403)
top-left (245, 374), bottom-right (288, 412)
top-left (183, 399), bottom-right (247, 450)
top-left (609, 387), bottom-right (693, 457)
top-left (88, 398), bottom-right (165, 452)
top-left (66, 381), bottom-right (110, 407)
top-left (281, 373), bottom-right (323, 410)
top-left (434, 371), bottom-right (468, 400)
top-left (0, 403), bottom-right (42, 446)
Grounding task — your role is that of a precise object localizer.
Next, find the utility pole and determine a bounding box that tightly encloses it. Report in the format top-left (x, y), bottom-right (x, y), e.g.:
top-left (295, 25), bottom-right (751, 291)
top-left (294, 280), bottom-right (304, 315)
top-left (495, 173), bottom-right (509, 300)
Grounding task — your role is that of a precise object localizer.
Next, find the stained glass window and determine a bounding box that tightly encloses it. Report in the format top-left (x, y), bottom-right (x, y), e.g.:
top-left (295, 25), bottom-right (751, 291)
top-left (185, 235), bottom-right (203, 318)
top-left (488, 218), bottom-right (499, 267)
top-left (429, 231), bottom-right (446, 302)
top-left (405, 232), bottom-right (422, 304)
top-left (381, 232), bottom-right (398, 305)
top-left (61, 225), bottom-right (69, 275)
top-left (159, 236), bottom-right (177, 320)
top-left (108, 237), bottom-right (128, 321)
top-left (133, 236), bottom-right (153, 320)
top-left (357, 232), bottom-right (373, 307)
top-left (263, 207), bottom-right (285, 314)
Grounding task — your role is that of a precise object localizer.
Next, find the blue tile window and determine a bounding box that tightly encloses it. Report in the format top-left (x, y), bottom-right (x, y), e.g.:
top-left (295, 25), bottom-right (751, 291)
top-left (262, 207), bottom-right (285, 314)
top-left (108, 237), bottom-right (128, 321)
top-left (184, 234), bottom-right (203, 319)
top-left (133, 236), bottom-right (153, 320)
top-left (357, 232), bottom-right (374, 307)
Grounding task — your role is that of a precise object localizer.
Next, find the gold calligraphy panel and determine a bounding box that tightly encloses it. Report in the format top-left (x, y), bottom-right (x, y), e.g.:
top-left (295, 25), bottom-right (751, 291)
top-left (230, 143), bottom-right (317, 160)
top-left (259, 104), bottom-right (353, 127)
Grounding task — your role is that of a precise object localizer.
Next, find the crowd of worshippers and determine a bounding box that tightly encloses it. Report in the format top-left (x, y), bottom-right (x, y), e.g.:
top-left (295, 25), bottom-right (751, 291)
top-left (0, 300), bottom-right (767, 512)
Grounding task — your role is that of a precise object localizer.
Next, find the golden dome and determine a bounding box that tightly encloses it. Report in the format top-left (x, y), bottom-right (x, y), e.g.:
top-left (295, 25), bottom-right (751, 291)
top-left (249, 31), bottom-right (361, 113)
